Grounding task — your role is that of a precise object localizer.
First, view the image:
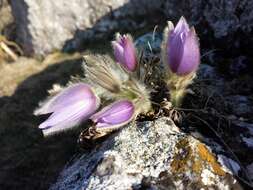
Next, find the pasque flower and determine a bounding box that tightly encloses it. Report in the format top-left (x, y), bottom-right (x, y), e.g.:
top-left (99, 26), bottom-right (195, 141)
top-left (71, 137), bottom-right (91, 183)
top-left (35, 83), bottom-right (99, 136)
top-left (161, 17), bottom-right (201, 107)
top-left (166, 16), bottom-right (200, 76)
top-left (112, 33), bottom-right (137, 72)
top-left (90, 100), bottom-right (135, 130)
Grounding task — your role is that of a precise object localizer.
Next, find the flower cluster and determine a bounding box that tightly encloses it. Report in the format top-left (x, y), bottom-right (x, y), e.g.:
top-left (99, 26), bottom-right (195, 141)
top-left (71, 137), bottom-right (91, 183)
top-left (35, 33), bottom-right (151, 137)
top-left (35, 16), bottom-right (200, 137)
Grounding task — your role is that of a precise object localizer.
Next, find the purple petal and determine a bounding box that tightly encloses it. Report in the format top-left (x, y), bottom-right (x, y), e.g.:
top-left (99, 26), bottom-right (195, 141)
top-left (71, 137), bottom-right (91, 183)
top-left (176, 30), bottom-right (200, 75)
top-left (167, 31), bottom-right (185, 73)
top-left (123, 36), bottom-right (137, 71)
top-left (112, 34), bottom-right (137, 72)
top-left (90, 100), bottom-right (134, 128)
top-left (37, 83), bottom-right (99, 136)
top-left (173, 16), bottom-right (190, 34)
top-left (39, 101), bottom-right (95, 136)
top-left (112, 41), bottom-right (125, 66)
top-left (35, 83), bottom-right (96, 115)
top-left (167, 17), bottom-right (200, 75)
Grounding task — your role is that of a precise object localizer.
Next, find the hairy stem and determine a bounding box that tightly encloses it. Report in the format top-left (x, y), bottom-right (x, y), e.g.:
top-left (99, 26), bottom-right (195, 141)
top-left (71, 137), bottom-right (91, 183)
top-left (170, 88), bottom-right (185, 107)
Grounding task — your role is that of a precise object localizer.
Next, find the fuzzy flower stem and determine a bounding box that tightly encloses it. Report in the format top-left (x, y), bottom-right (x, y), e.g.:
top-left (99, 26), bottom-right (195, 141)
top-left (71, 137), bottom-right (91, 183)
top-left (170, 88), bottom-right (185, 107)
top-left (166, 71), bottom-right (195, 107)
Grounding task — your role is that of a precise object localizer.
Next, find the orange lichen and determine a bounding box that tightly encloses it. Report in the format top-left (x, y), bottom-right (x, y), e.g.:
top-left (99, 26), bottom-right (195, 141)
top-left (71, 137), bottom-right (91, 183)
top-left (197, 143), bottom-right (226, 176)
top-left (171, 139), bottom-right (226, 178)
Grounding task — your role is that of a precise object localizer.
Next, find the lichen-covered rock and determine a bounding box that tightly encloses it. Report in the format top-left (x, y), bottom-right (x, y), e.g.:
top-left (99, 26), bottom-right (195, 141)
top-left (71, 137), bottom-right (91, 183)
top-left (50, 117), bottom-right (242, 190)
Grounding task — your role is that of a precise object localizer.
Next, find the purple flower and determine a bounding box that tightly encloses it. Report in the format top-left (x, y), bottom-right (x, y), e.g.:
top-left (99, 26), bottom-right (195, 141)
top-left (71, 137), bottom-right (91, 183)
top-left (167, 17), bottom-right (200, 76)
top-left (36, 83), bottom-right (99, 136)
top-left (112, 33), bottom-right (137, 72)
top-left (90, 100), bottom-right (135, 129)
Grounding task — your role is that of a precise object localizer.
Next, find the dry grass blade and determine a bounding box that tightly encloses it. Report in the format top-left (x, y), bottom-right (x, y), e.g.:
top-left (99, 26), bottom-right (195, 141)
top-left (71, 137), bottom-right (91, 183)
top-left (0, 35), bottom-right (23, 62)
top-left (0, 41), bottom-right (18, 61)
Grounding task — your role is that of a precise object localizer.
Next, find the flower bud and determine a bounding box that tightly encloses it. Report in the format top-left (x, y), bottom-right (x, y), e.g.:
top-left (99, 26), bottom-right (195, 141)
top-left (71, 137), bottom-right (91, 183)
top-left (90, 100), bottom-right (134, 130)
top-left (112, 33), bottom-right (137, 72)
top-left (36, 83), bottom-right (99, 136)
top-left (166, 17), bottom-right (200, 76)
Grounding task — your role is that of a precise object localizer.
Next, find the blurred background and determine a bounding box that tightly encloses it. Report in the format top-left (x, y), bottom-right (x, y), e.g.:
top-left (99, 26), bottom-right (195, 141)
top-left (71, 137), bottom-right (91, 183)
top-left (0, 0), bottom-right (253, 189)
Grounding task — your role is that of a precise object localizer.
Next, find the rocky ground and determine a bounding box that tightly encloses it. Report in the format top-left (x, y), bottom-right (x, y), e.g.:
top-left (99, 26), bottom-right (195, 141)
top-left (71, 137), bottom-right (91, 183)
top-left (0, 32), bottom-right (252, 190)
top-left (50, 116), bottom-right (243, 190)
top-left (48, 33), bottom-right (253, 190)
top-left (0, 0), bottom-right (253, 189)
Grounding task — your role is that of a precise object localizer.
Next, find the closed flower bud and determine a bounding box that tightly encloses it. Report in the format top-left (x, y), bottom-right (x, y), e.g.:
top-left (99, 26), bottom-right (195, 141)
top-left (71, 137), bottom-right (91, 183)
top-left (112, 33), bottom-right (137, 72)
top-left (35, 83), bottom-right (99, 136)
top-left (90, 100), bottom-right (135, 130)
top-left (166, 17), bottom-right (200, 76)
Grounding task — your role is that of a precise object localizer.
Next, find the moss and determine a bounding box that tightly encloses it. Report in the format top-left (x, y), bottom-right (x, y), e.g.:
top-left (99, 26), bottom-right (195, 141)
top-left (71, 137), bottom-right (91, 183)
top-left (197, 143), bottom-right (226, 176)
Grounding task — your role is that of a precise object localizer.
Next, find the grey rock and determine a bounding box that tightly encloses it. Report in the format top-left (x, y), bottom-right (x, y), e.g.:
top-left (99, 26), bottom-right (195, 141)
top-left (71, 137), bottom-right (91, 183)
top-left (242, 136), bottom-right (253, 148)
top-left (229, 56), bottom-right (249, 76)
top-left (10, 0), bottom-right (163, 55)
top-left (134, 32), bottom-right (163, 55)
top-left (226, 95), bottom-right (253, 117)
top-left (231, 120), bottom-right (253, 150)
top-left (163, 0), bottom-right (252, 38)
top-left (247, 163), bottom-right (253, 182)
top-left (197, 64), bottom-right (221, 80)
top-left (50, 117), bottom-right (241, 190)
top-left (218, 155), bottom-right (241, 176)
top-left (233, 121), bottom-right (253, 136)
